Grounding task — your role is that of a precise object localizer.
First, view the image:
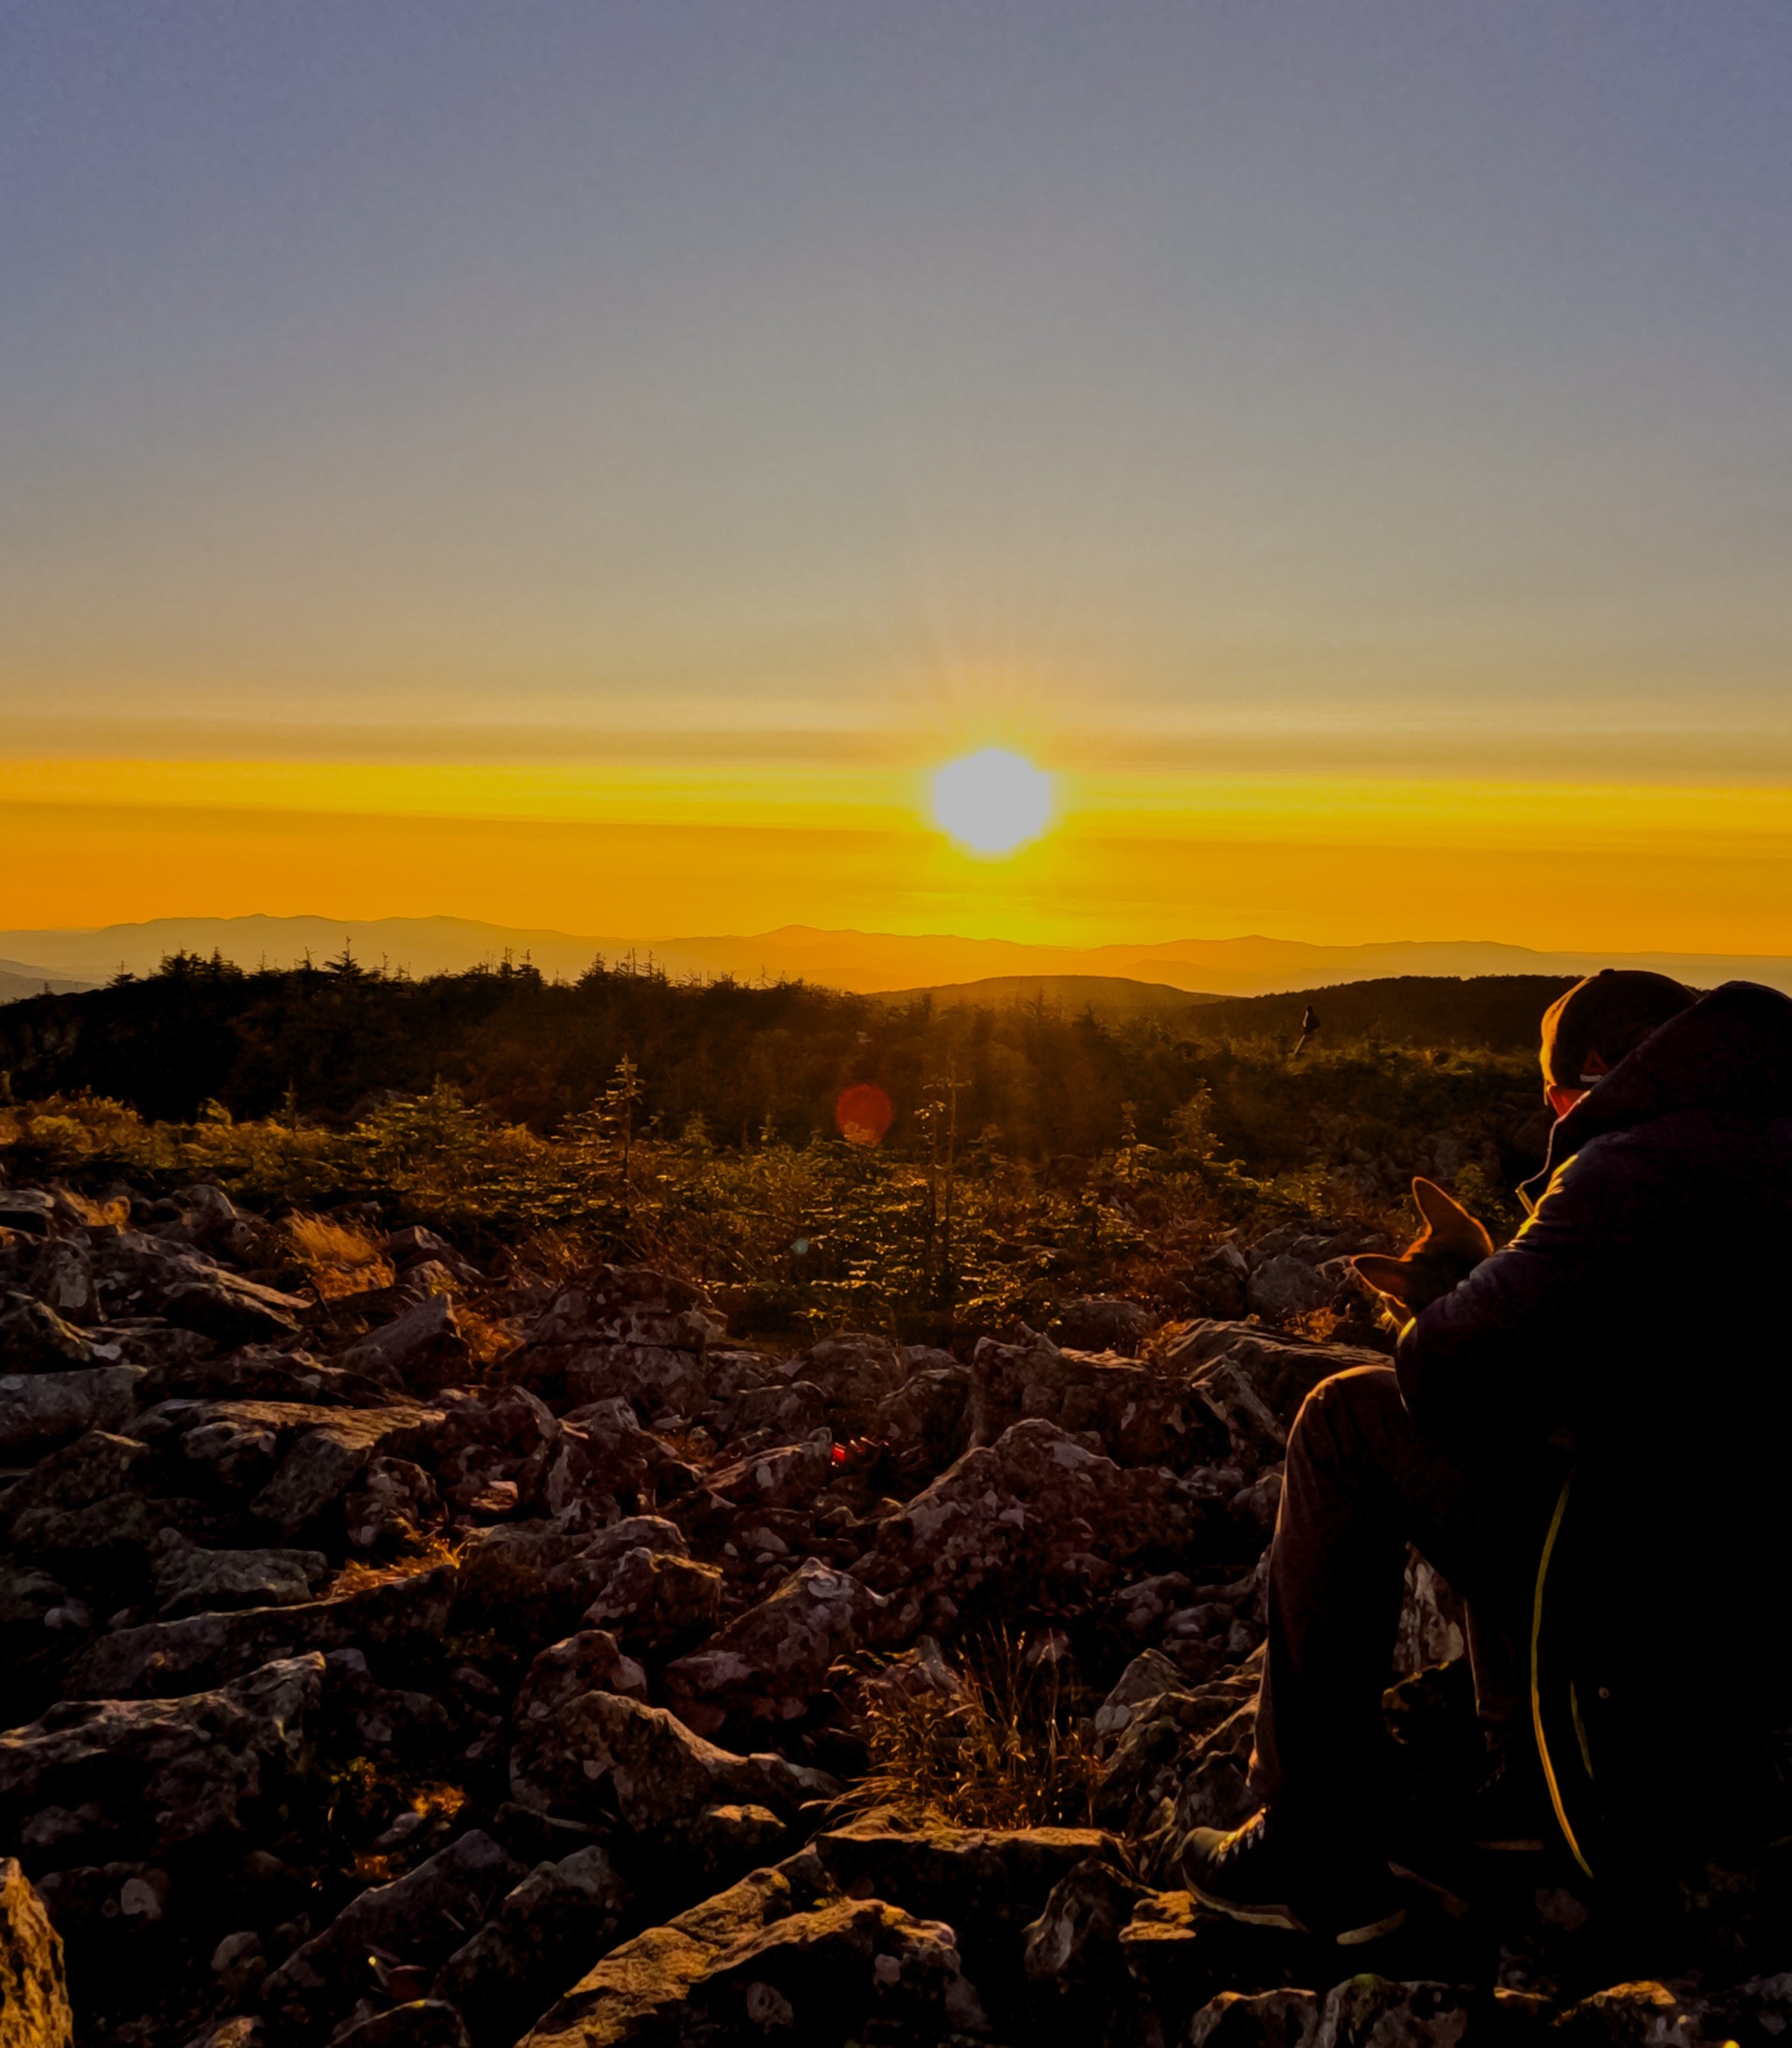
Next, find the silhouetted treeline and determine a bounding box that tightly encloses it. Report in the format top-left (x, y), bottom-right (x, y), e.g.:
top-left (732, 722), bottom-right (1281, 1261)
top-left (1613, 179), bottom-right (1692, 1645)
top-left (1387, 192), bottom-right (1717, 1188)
top-left (0, 950), bottom-right (1552, 1178)
top-left (1204, 975), bottom-right (1578, 1048)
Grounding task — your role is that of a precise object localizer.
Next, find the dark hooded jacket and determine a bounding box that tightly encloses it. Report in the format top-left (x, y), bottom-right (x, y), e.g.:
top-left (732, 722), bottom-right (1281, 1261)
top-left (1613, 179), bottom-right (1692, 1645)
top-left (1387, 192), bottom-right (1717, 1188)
top-left (1397, 982), bottom-right (1792, 1846)
top-left (1396, 979), bottom-right (1792, 1470)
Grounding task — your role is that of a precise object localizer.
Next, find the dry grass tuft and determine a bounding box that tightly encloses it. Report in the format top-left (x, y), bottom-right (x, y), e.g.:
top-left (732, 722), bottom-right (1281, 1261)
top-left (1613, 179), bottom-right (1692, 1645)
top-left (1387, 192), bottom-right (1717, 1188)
top-left (1284, 1305), bottom-right (1343, 1345)
top-left (457, 1304), bottom-right (522, 1372)
top-left (511, 1224), bottom-right (608, 1289)
top-left (842, 1629), bottom-right (1099, 1830)
top-left (328, 1532), bottom-right (461, 1597)
top-left (284, 1212), bottom-right (394, 1298)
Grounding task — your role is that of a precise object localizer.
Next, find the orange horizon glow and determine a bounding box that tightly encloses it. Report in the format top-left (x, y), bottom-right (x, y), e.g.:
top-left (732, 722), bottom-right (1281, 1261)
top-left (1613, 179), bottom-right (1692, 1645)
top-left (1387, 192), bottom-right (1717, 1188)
top-left (6, 754), bottom-right (1792, 956)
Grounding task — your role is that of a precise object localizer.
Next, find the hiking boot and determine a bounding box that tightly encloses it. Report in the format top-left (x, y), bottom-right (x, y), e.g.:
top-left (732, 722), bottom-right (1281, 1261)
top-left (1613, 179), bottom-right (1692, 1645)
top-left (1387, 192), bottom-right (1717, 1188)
top-left (1179, 1806), bottom-right (1408, 1945)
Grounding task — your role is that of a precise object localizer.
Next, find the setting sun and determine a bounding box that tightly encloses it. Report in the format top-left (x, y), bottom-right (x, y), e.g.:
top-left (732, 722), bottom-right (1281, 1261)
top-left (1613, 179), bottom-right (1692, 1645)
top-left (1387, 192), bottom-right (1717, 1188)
top-left (929, 748), bottom-right (1055, 856)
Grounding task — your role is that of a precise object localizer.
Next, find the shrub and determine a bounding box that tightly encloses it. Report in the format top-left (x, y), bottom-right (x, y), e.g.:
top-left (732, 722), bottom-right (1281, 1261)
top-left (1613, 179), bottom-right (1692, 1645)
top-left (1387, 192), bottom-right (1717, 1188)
top-left (843, 1631), bottom-right (1099, 1829)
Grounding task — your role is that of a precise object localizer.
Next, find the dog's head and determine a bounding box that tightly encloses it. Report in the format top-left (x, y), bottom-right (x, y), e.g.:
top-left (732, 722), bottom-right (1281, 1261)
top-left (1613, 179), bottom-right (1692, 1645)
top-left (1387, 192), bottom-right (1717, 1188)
top-left (1351, 1177), bottom-right (1495, 1315)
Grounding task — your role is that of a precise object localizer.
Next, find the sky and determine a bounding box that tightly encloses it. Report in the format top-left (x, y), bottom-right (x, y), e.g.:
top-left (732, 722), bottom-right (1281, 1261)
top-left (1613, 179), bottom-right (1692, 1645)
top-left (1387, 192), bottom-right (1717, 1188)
top-left (4, 2), bottom-right (1790, 950)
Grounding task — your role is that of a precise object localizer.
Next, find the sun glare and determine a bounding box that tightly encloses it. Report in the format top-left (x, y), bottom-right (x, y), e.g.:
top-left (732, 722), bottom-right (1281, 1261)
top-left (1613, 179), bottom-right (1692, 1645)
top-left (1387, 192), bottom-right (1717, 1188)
top-left (930, 748), bottom-right (1055, 855)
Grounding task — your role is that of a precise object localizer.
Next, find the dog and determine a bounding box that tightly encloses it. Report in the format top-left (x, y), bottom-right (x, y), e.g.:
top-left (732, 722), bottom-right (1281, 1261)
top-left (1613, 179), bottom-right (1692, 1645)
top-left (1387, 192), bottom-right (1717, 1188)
top-left (1351, 1177), bottom-right (1495, 1316)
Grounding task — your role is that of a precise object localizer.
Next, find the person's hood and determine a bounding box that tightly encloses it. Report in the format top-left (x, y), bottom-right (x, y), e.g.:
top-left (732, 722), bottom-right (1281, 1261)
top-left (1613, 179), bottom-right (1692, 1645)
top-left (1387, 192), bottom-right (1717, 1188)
top-left (1520, 980), bottom-right (1792, 1212)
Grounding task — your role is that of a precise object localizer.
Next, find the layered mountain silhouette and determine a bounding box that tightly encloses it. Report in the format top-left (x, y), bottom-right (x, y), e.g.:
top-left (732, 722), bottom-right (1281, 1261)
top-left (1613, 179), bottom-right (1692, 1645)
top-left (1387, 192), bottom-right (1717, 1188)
top-left (3, 913), bottom-right (1789, 1000)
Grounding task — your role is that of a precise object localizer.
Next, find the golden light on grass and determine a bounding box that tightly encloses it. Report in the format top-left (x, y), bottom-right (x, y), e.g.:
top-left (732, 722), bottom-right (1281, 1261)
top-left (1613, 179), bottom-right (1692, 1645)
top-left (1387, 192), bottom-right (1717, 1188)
top-left (929, 748), bottom-right (1055, 855)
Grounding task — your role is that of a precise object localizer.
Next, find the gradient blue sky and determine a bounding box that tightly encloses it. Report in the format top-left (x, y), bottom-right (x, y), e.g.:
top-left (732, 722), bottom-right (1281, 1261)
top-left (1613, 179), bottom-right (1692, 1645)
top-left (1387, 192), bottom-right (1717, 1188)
top-left (4, 3), bottom-right (1791, 943)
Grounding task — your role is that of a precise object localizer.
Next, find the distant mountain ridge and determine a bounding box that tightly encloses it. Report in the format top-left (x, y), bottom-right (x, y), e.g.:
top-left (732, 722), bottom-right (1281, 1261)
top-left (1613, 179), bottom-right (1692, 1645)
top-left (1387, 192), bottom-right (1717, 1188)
top-left (3, 913), bottom-right (1789, 1000)
top-left (0, 956), bottom-right (99, 1003)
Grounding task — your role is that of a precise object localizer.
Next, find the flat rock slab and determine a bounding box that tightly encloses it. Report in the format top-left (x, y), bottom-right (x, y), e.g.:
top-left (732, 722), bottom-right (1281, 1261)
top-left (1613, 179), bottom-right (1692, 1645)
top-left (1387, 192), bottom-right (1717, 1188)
top-left (521, 1853), bottom-right (985, 2048)
top-left (152, 1542), bottom-right (330, 1618)
top-left (0, 1654), bottom-right (324, 1865)
top-left (66, 1566), bottom-right (457, 1697)
top-left (811, 1810), bottom-right (1124, 1945)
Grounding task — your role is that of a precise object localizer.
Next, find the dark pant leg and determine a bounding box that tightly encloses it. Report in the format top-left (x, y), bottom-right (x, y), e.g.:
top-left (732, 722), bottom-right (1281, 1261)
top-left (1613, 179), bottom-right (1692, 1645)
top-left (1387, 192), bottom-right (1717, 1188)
top-left (1247, 1365), bottom-right (1548, 1820)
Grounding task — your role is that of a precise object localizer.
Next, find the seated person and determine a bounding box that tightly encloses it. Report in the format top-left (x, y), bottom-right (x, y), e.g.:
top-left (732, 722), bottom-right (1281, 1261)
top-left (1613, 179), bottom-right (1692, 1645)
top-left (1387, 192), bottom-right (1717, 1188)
top-left (1180, 970), bottom-right (1792, 1942)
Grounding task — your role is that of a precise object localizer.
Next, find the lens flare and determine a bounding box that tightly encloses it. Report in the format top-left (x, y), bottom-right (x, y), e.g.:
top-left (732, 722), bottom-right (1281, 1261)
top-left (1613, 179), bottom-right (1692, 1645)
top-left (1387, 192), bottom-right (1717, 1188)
top-left (929, 749), bottom-right (1054, 855)
top-left (835, 1081), bottom-right (894, 1147)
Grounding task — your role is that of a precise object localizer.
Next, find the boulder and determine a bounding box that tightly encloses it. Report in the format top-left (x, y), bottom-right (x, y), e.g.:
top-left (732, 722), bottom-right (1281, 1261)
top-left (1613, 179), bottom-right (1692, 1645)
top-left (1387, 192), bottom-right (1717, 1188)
top-left (859, 1420), bottom-right (1211, 1611)
top-left (251, 1403), bottom-right (445, 1535)
top-left (1, 1429), bottom-right (151, 1537)
top-left (521, 1854), bottom-right (984, 2048)
top-left (0, 1366), bottom-right (143, 1451)
top-left (431, 1845), bottom-right (632, 2048)
top-left (1558, 1977), bottom-right (1792, 2048)
top-left (1246, 1254), bottom-right (1342, 1323)
top-left (28, 1241), bottom-right (102, 1326)
top-left (152, 1541), bottom-right (330, 1618)
top-left (662, 1557), bottom-right (885, 1740)
top-left (341, 1297), bottom-right (470, 1397)
top-left (1188, 1975), bottom-right (1476, 2048)
top-left (801, 1810), bottom-right (1148, 2030)
top-left (1021, 1855), bottom-right (1148, 2023)
top-left (513, 1269), bottom-right (724, 1401)
top-left (168, 1183), bottom-right (240, 1235)
top-left (183, 2022), bottom-right (265, 2048)
top-left (508, 1689), bottom-right (833, 1841)
top-left (0, 1564), bottom-right (71, 1635)
top-left (810, 1810), bottom-right (1123, 1985)
top-left (564, 1346), bottom-right (705, 1418)
top-left (1054, 1297), bottom-right (1155, 1354)
top-left (0, 1655), bottom-right (323, 1868)
top-left (514, 1632), bottom-right (649, 1729)
top-left (1093, 1648), bottom-right (1188, 1740)
top-left (965, 1329), bottom-right (1063, 1448)
top-left (0, 1856), bottom-right (73, 2048)
top-left (967, 1334), bottom-right (1197, 1466)
top-left (541, 1518), bottom-right (690, 1617)
top-left (725, 1380), bottom-right (828, 1444)
top-left (1187, 1985), bottom-right (1327, 2048)
top-left (1091, 1664), bottom-right (1261, 1865)
top-left (260, 1830), bottom-right (526, 2039)
top-left (0, 1192), bottom-right (54, 1237)
top-left (66, 1566), bottom-right (456, 1698)
top-left (684, 1803), bottom-right (793, 1889)
top-left (0, 1295), bottom-right (93, 1371)
top-left (675, 1894), bottom-right (987, 2043)
top-left (870, 1367), bottom-right (970, 1474)
top-left (555, 1400), bottom-right (673, 1505)
top-left (578, 1548), bottom-right (722, 1655)
top-left (135, 1349), bottom-right (389, 1410)
top-left (160, 1275), bottom-right (307, 1347)
top-left (384, 1226), bottom-right (482, 1285)
top-left (342, 1458), bottom-right (445, 1550)
top-left (791, 1333), bottom-right (909, 1434)
top-left (704, 1438), bottom-right (833, 1513)
top-left (1185, 1333), bottom-right (1387, 1435)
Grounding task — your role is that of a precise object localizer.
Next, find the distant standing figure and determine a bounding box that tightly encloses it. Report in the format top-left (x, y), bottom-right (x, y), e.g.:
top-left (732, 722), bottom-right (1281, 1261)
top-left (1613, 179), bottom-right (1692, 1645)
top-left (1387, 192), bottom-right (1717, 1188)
top-left (1292, 1005), bottom-right (1320, 1059)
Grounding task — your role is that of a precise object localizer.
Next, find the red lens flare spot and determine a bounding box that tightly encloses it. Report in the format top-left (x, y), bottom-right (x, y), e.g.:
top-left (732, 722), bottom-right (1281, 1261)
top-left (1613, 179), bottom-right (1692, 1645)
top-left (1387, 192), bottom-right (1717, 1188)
top-left (835, 1081), bottom-right (893, 1148)
top-left (830, 1443), bottom-right (847, 1465)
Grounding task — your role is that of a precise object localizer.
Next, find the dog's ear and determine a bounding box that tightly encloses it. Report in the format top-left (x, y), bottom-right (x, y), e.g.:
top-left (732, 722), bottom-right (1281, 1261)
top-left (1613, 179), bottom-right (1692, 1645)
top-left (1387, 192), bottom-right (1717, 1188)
top-left (1351, 1252), bottom-right (1418, 1306)
top-left (1410, 1177), bottom-right (1495, 1257)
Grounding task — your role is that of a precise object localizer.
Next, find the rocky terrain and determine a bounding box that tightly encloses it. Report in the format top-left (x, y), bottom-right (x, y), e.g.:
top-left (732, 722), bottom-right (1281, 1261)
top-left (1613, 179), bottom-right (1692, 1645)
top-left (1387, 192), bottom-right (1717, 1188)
top-left (2, 1171), bottom-right (1787, 2048)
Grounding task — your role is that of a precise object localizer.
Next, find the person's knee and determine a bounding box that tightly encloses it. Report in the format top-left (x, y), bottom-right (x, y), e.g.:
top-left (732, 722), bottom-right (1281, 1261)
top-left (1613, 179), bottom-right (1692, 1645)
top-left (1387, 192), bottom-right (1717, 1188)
top-left (1288, 1366), bottom-right (1402, 1464)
